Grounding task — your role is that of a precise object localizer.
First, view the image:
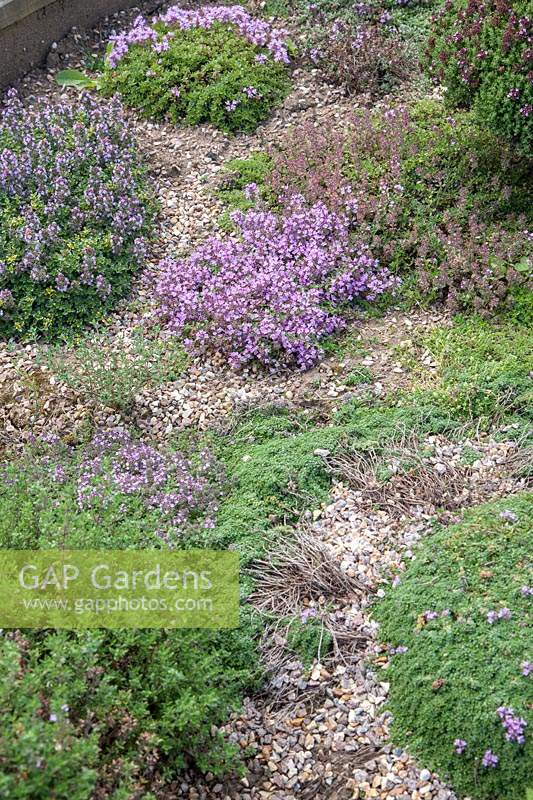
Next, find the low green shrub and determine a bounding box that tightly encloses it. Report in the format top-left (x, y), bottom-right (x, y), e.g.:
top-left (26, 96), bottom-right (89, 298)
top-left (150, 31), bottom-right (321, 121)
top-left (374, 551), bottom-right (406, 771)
top-left (0, 626), bottom-right (260, 798)
top-left (424, 0), bottom-right (533, 152)
top-left (375, 493), bottom-right (533, 800)
top-left (44, 329), bottom-right (187, 412)
top-left (101, 6), bottom-right (291, 133)
top-left (0, 430), bottom-right (259, 796)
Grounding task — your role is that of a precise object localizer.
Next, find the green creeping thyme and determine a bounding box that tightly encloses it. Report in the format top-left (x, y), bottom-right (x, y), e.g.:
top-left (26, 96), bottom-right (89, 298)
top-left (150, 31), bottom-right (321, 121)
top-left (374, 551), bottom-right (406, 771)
top-left (101, 8), bottom-right (292, 133)
top-left (44, 329), bottom-right (187, 413)
top-left (375, 493), bottom-right (533, 800)
top-left (399, 316), bottom-right (533, 424)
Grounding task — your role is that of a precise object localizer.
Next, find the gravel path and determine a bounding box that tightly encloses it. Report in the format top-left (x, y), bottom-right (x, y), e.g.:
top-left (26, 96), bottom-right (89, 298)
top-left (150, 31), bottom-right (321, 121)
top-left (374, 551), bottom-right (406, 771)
top-left (173, 434), bottom-right (528, 800)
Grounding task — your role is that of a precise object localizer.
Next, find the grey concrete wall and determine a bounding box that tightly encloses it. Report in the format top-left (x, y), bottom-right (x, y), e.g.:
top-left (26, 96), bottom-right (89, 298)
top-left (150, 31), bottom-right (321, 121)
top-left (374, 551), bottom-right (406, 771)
top-left (0, 0), bottom-right (142, 89)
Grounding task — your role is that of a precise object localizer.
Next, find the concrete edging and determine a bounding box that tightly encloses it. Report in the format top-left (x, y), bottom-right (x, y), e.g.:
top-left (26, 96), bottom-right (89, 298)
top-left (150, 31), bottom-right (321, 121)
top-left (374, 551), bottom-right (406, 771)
top-left (0, 0), bottom-right (141, 90)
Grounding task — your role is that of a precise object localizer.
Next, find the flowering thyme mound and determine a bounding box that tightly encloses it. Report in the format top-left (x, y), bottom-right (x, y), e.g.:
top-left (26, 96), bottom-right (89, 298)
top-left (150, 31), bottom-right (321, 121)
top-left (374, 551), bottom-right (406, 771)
top-left (101, 5), bottom-right (291, 133)
top-left (0, 90), bottom-right (152, 340)
top-left (375, 493), bottom-right (533, 800)
top-left (0, 431), bottom-right (260, 793)
top-left (232, 101), bottom-right (532, 317)
top-left (155, 196), bottom-right (397, 371)
top-left (424, 0), bottom-right (533, 152)
top-left (307, 9), bottom-right (411, 96)
top-left (0, 428), bottom-right (223, 546)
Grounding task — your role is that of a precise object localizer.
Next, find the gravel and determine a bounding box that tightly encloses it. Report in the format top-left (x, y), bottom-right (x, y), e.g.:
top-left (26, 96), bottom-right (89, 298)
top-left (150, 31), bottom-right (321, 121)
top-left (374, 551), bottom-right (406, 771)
top-left (170, 434), bottom-right (527, 799)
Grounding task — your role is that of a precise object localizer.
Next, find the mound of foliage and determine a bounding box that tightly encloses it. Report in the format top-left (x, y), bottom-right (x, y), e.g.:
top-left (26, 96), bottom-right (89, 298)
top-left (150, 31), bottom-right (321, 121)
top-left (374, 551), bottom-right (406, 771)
top-left (375, 493), bottom-right (533, 800)
top-left (0, 429), bottom-right (260, 797)
top-left (0, 90), bottom-right (152, 341)
top-left (155, 195), bottom-right (397, 371)
top-left (424, 0), bottom-right (532, 152)
top-left (305, 5), bottom-right (412, 97)
top-left (404, 316), bottom-right (533, 423)
top-left (101, 5), bottom-right (291, 132)
top-left (221, 100), bottom-right (532, 316)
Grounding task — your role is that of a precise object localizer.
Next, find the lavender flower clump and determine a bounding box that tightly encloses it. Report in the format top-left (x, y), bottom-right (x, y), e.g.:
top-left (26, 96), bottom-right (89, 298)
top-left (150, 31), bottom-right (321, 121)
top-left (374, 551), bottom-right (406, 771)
top-left (0, 90), bottom-right (152, 339)
top-left (155, 195), bottom-right (398, 371)
top-left (18, 428), bottom-right (224, 546)
top-left (454, 739), bottom-right (467, 754)
top-left (482, 749), bottom-right (499, 768)
top-left (497, 706), bottom-right (527, 744)
top-left (486, 607), bottom-right (512, 624)
top-left (107, 5), bottom-right (290, 68)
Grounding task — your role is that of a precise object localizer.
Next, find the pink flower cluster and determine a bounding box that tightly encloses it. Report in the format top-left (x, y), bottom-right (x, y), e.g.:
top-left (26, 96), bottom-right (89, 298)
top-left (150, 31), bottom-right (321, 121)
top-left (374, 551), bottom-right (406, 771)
top-left (155, 196), bottom-right (397, 371)
top-left (107, 5), bottom-right (290, 68)
top-left (47, 428), bottom-right (223, 540)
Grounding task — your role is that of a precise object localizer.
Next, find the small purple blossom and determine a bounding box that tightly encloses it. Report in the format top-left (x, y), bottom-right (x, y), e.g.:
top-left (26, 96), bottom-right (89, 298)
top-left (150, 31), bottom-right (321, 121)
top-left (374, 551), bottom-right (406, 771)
top-left (300, 607), bottom-right (318, 624)
top-left (243, 86), bottom-right (261, 100)
top-left (482, 749), bottom-right (498, 768)
top-left (487, 607), bottom-right (512, 624)
top-left (497, 706), bottom-right (527, 744)
top-left (389, 645), bottom-right (408, 655)
top-left (499, 509), bottom-right (518, 523)
top-left (244, 182), bottom-right (258, 200)
top-left (225, 99), bottom-right (240, 112)
top-left (454, 739), bottom-right (467, 755)
top-left (521, 661), bottom-right (532, 677)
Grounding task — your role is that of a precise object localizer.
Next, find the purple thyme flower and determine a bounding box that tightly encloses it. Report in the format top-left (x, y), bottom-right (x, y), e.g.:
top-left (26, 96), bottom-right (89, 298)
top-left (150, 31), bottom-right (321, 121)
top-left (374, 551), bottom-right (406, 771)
top-left (389, 645), bottom-right (408, 655)
top-left (482, 749), bottom-right (498, 768)
top-left (499, 509), bottom-right (518, 523)
top-left (243, 86), bottom-right (261, 99)
top-left (521, 586), bottom-right (533, 597)
top-left (107, 6), bottom-right (290, 68)
top-left (487, 607), bottom-right (511, 624)
top-left (521, 661), bottom-right (532, 677)
top-left (154, 194), bottom-right (397, 372)
top-left (300, 607), bottom-right (318, 624)
top-left (244, 182), bottom-right (258, 200)
top-left (225, 99), bottom-right (240, 112)
top-left (454, 739), bottom-right (467, 755)
top-left (424, 610), bottom-right (439, 621)
top-left (497, 706), bottom-right (527, 744)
